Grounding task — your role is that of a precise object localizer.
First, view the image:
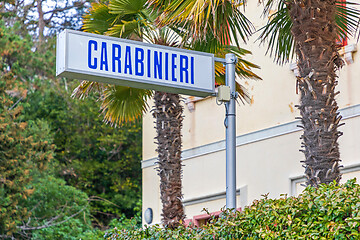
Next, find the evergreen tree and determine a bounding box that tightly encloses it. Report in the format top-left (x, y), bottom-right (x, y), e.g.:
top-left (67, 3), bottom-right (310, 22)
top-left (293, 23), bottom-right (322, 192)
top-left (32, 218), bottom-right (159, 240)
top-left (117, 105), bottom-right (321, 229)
top-left (0, 21), bottom-right (92, 239)
top-left (0, 20), bottom-right (54, 237)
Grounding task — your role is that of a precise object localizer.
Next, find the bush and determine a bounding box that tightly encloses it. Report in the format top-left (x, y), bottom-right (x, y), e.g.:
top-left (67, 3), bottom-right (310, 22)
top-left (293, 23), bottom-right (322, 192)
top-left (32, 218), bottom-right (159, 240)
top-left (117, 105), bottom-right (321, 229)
top-left (80, 201), bottom-right (142, 240)
top-left (24, 176), bottom-right (91, 240)
top-left (106, 179), bottom-right (360, 239)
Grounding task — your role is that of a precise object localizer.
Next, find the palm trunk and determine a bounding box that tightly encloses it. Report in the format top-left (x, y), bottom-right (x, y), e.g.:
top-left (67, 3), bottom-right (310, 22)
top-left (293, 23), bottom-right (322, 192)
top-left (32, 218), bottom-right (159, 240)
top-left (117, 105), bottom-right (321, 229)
top-left (289, 0), bottom-right (343, 187)
top-left (152, 91), bottom-right (185, 228)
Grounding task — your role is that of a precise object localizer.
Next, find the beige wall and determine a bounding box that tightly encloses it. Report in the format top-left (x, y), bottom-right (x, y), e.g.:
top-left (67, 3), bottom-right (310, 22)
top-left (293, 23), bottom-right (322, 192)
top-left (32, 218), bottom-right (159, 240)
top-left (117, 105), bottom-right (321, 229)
top-left (142, 2), bottom-right (360, 225)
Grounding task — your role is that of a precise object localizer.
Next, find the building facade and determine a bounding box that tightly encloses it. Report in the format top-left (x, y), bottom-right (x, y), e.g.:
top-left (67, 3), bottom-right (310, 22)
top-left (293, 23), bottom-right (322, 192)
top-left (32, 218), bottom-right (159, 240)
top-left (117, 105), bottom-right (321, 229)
top-left (141, 1), bottom-right (360, 225)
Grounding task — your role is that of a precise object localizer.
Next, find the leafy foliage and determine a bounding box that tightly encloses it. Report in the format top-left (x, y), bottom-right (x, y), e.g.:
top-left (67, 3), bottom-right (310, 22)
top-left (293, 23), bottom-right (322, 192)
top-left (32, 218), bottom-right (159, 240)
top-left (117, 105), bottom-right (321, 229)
top-left (107, 179), bottom-right (360, 239)
top-left (21, 176), bottom-right (91, 240)
top-left (0, 20), bottom-right (55, 237)
top-left (258, 0), bottom-right (294, 64)
top-left (0, 111), bottom-right (53, 236)
top-left (22, 79), bottom-right (142, 227)
top-left (150, 0), bottom-right (253, 46)
top-left (80, 201), bottom-right (142, 240)
top-left (1, 18), bottom-right (142, 238)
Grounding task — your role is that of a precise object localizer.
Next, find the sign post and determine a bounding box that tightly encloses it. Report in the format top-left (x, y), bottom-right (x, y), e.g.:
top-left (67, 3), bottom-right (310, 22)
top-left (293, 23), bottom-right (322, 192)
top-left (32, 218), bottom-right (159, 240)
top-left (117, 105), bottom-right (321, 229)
top-left (215, 54), bottom-right (238, 210)
top-left (225, 53), bottom-right (237, 210)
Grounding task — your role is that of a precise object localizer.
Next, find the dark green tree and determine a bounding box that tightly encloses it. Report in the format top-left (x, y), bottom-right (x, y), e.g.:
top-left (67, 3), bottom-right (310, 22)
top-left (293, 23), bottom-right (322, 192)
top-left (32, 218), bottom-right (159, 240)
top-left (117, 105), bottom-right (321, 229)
top-left (1, 6), bottom-right (143, 229)
top-left (20, 175), bottom-right (91, 240)
top-left (22, 79), bottom-right (143, 228)
top-left (0, 20), bottom-right (54, 237)
top-left (0, 21), bottom-right (92, 239)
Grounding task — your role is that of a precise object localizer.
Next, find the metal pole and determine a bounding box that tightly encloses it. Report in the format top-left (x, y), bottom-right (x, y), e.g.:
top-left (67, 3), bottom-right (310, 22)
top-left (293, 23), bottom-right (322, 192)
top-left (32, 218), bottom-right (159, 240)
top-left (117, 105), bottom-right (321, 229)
top-left (225, 53), bottom-right (237, 210)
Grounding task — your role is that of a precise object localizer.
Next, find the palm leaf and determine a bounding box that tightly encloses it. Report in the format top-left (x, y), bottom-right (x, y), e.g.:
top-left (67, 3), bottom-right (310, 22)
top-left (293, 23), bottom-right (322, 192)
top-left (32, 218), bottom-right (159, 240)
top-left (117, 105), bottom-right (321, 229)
top-left (153, 0), bottom-right (254, 48)
top-left (215, 45), bottom-right (261, 104)
top-left (336, 1), bottom-right (360, 41)
top-left (143, 27), bottom-right (181, 47)
top-left (107, 19), bottom-right (144, 38)
top-left (258, 0), bottom-right (294, 64)
top-left (71, 81), bottom-right (102, 99)
top-left (82, 3), bottom-right (116, 34)
top-left (109, 0), bottom-right (147, 15)
top-left (100, 86), bottom-right (153, 126)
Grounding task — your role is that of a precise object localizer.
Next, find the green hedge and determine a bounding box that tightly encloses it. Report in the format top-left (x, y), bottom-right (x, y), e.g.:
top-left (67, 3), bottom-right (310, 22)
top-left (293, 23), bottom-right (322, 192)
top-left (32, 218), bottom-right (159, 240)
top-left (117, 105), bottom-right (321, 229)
top-left (106, 179), bottom-right (360, 239)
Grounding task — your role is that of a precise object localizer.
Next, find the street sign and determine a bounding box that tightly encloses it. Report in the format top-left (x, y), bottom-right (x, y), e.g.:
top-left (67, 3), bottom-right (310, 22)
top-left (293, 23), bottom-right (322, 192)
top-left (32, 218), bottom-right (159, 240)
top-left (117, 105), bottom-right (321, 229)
top-left (56, 30), bottom-right (215, 97)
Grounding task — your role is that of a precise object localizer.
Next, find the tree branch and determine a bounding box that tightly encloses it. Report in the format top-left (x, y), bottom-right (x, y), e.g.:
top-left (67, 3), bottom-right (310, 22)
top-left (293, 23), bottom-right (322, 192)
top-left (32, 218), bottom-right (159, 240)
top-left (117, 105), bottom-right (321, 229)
top-left (17, 205), bottom-right (88, 231)
top-left (8, 96), bottom-right (24, 111)
top-left (43, 1), bottom-right (85, 22)
top-left (0, 235), bottom-right (15, 240)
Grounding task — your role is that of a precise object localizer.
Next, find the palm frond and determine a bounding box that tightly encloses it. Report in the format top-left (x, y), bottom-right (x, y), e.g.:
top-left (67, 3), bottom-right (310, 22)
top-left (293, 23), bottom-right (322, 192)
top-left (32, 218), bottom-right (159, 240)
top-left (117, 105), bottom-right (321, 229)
top-left (107, 19), bottom-right (144, 38)
top-left (71, 81), bottom-right (102, 99)
top-left (173, 18), bottom-right (261, 103)
top-left (189, 31), bottom-right (261, 103)
top-left (146, 0), bottom-right (168, 7)
top-left (82, 3), bottom-right (116, 34)
top-left (155, 0), bottom-right (254, 47)
top-left (109, 0), bottom-right (147, 16)
top-left (258, 0), bottom-right (294, 65)
top-left (106, 0), bottom-right (155, 39)
top-left (336, 1), bottom-right (360, 41)
top-left (143, 27), bottom-right (181, 47)
top-left (100, 86), bottom-right (153, 126)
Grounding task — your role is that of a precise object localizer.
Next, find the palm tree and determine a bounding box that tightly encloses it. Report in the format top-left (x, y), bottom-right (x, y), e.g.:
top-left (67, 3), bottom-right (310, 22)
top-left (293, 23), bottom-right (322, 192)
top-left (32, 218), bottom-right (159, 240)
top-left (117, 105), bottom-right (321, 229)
top-left (259, 0), bottom-right (360, 187)
top-left (73, 0), bottom-right (260, 227)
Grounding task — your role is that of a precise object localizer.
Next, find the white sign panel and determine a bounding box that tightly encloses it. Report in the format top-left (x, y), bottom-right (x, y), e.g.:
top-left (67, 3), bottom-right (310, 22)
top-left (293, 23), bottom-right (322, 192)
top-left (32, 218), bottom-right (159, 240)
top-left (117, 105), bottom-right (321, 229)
top-left (56, 30), bottom-right (215, 97)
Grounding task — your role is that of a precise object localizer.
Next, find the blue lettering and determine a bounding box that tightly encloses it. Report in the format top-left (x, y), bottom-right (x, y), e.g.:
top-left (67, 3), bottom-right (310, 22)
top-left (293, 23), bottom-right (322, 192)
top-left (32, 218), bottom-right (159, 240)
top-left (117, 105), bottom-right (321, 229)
top-left (100, 42), bottom-right (109, 71)
top-left (171, 54), bottom-right (177, 82)
top-left (179, 55), bottom-right (189, 83)
top-left (191, 57), bottom-right (194, 84)
top-left (147, 50), bottom-right (151, 78)
top-left (154, 51), bottom-right (162, 79)
top-left (165, 53), bottom-right (169, 80)
top-left (135, 48), bottom-right (144, 76)
top-left (88, 40), bottom-right (97, 69)
top-left (112, 44), bottom-right (121, 73)
top-left (124, 46), bottom-right (132, 75)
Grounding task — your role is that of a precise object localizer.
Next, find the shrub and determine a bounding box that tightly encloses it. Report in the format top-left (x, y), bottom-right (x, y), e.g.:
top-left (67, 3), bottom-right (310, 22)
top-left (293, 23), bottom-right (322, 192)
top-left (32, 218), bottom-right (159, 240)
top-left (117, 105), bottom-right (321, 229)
top-left (80, 202), bottom-right (142, 240)
top-left (24, 176), bottom-right (91, 240)
top-left (106, 179), bottom-right (360, 239)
